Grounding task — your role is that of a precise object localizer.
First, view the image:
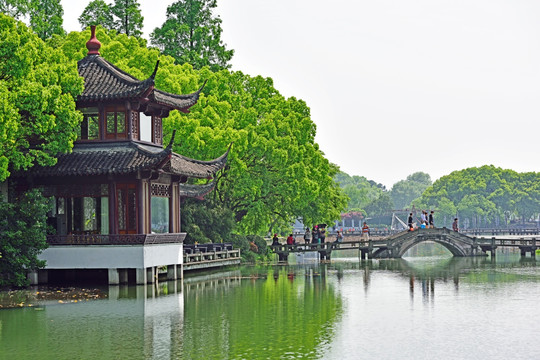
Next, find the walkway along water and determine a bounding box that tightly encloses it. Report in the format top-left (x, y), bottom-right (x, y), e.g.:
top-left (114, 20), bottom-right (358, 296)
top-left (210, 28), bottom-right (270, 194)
top-left (271, 227), bottom-right (538, 261)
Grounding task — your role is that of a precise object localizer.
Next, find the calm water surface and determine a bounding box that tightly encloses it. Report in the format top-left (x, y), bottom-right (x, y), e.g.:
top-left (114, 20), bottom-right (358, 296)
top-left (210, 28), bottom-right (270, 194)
top-left (1, 253), bottom-right (539, 359)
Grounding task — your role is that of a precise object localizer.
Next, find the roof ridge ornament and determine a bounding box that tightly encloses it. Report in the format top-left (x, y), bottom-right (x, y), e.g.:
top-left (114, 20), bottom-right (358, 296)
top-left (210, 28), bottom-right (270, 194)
top-left (86, 25), bottom-right (101, 56)
top-left (150, 60), bottom-right (160, 80)
top-left (166, 129), bottom-right (177, 150)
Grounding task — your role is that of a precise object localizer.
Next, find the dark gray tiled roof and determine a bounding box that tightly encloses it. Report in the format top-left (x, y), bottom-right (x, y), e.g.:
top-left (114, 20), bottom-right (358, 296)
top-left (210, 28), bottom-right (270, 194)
top-left (179, 182), bottom-right (216, 199)
top-left (169, 149), bottom-right (229, 179)
top-left (17, 142), bottom-right (228, 178)
top-left (77, 55), bottom-right (201, 111)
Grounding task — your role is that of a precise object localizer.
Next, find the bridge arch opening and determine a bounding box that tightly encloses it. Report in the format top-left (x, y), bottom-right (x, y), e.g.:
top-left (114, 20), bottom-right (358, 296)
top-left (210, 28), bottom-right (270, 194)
top-left (403, 242), bottom-right (452, 258)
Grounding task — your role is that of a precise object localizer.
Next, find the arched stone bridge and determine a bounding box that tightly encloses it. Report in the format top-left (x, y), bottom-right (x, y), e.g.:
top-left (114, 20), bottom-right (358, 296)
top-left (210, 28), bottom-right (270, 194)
top-left (274, 227), bottom-right (537, 261)
top-left (372, 227), bottom-right (484, 258)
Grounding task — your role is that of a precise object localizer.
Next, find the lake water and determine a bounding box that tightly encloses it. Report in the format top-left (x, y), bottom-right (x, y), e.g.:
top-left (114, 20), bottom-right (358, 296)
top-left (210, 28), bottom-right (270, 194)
top-left (1, 253), bottom-right (539, 359)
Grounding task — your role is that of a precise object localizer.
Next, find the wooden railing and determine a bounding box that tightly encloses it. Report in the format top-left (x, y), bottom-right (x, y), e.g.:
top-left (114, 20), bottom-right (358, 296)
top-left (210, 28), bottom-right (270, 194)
top-left (47, 233), bottom-right (186, 245)
top-left (183, 249), bottom-right (241, 263)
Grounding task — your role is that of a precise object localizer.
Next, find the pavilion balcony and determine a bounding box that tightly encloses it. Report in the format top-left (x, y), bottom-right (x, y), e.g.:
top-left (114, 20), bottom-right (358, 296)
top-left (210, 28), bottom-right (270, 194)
top-left (46, 233), bottom-right (186, 246)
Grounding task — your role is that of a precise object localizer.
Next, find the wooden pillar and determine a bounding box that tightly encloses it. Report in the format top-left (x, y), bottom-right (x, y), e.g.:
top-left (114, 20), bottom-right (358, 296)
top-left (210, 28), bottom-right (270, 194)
top-left (169, 182), bottom-right (174, 234)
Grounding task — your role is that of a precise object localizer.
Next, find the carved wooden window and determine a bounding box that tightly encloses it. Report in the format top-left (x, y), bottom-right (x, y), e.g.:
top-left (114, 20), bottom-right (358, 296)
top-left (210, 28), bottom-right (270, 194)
top-left (153, 117), bottom-right (162, 145)
top-left (131, 111), bottom-right (139, 140)
top-left (117, 183), bottom-right (137, 234)
top-left (105, 106), bottom-right (127, 140)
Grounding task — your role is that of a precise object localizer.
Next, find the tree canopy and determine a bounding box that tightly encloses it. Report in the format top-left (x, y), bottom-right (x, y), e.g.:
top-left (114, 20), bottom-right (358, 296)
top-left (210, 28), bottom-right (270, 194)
top-left (390, 171), bottom-right (432, 209)
top-left (0, 14), bottom-right (83, 182)
top-left (78, 0), bottom-right (115, 30)
top-left (55, 27), bottom-right (346, 235)
top-left (110, 0), bottom-right (143, 37)
top-left (150, 0), bottom-right (234, 71)
top-left (28, 0), bottom-right (64, 40)
top-left (415, 165), bottom-right (540, 228)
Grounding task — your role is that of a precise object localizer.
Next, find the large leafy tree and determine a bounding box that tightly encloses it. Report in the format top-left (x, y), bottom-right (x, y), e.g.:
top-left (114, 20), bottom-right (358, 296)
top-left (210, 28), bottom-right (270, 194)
top-left (28, 0), bottom-right (64, 40)
top-left (0, 14), bottom-right (83, 182)
top-left (56, 28), bottom-right (346, 235)
top-left (150, 0), bottom-right (234, 71)
top-left (417, 165), bottom-right (540, 228)
top-left (111, 0), bottom-right (143, 37)
top-left (78, 0), bottom-right (115, 30)
top-left (0, 189), bottom-right (50, 287)
top-left (390, 171), bottom-right (432, 209)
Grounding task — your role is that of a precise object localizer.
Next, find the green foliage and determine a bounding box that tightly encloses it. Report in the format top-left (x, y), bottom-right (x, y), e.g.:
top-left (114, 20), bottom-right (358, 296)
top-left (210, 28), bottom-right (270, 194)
top-left (181, 198), bottom-right (234, 244)
top-left (418, 165), bottom-right (540, 227)
top-left (390, 171), bottom-right (432, 209)
top-left (230, 234), bottom-right (268, 263)
top-left (28, 0), bottom-right (65, 40)
top-left (111, 0), bottom-right (143, 37)
top-left (78, 0), bottom-right (115, 30)
top-left (0, 189), bottom-right (50, 287)
top-left (335, 172), bottom-right (392, 217)
top-left (0, 14), bottom-right (84, 182)
top-left (0, 0), bottom-right (28, 18)
top-left (150, 0), bottom-right (234, 71)
top-left (54, 29), bottom-right (347, 235)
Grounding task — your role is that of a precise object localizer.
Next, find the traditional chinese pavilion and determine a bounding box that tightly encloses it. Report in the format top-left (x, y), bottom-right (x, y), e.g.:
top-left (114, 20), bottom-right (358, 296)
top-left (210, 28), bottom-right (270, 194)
top-left (13, 26), bottom-right (228, 285)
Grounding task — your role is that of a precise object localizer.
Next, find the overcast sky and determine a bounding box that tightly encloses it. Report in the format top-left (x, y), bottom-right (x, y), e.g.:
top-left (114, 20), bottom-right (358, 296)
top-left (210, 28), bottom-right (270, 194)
top-left (61, 0), bottom-right (540, 189)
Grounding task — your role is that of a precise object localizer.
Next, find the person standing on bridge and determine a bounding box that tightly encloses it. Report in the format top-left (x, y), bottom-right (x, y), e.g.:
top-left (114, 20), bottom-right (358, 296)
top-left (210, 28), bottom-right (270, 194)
top-left (335, 230), bottom-right (343, 243)
top-left (272, 234), bottom-right (280, 246)
top-left (312, 225), bottom-right (319, 244)
top-left (408, 213), bottom-right (414, 231)
top-left (452, 218), bottom-right (459, 232)
top-left (304, 228), bottom-right (311, 244)
top-left (362, 222), bottom-right (370, 242)
top-left (429, 211), bottom-right (434, 229)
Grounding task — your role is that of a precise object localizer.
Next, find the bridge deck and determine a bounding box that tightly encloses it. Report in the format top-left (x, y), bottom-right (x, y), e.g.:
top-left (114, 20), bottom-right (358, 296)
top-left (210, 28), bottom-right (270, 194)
top-left (272, 228), bottom-right (538, 260)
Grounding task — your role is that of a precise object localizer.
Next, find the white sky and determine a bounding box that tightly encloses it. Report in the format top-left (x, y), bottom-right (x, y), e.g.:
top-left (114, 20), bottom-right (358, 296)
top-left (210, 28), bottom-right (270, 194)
top-left (61, 0), bottom-right (540, 189)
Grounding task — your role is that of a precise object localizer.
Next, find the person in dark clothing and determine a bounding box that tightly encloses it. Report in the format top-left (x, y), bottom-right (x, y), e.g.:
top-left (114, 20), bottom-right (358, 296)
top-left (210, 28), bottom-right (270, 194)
top-left (452, 218), bottom-right (459, 232)
top-left (408, 213), bottom-right (413, 231)
top-left (272, 234), bottom-right (280, 246)
top-left (312, 226), bottom-right (319, 244)
top-left (319, 226), bottom-right (326, 243)
top-left (429, 211), bottom-right (434, 228)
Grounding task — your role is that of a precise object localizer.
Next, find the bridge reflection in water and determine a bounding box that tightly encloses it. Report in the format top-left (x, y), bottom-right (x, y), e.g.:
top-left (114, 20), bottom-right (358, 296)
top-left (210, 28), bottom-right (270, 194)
top-left (271, 227), bottom-right (538, 262)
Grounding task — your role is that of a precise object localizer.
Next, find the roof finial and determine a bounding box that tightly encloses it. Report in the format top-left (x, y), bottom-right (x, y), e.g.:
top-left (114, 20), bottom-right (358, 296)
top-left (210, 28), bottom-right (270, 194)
top-left (86, 25), bottom-right (101, 56)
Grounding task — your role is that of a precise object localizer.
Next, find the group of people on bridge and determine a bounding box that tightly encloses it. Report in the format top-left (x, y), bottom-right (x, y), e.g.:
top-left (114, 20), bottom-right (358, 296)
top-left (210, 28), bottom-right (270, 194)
top-left (271, 222), bottom-right (372, 247)
top-left (407, 210), bottom-right (460, 233)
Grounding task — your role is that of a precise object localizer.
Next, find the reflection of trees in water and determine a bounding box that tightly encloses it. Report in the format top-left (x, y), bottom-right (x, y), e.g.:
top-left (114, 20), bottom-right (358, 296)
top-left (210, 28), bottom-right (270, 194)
top-left (182, 265), bottom-right (343, 359)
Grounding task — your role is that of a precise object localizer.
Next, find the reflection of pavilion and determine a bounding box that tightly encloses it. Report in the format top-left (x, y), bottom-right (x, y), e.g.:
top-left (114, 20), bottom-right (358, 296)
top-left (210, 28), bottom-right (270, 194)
top-left (13, 27), bottom-right (227, 285)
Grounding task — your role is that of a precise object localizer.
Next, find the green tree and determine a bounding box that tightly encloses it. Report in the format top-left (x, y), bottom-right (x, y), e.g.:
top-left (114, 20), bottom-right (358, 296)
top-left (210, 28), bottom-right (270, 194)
top-left (418, 165), bottom-right (540, 227)
top-left (150, 0), bottom-right (234, 71)
top-left (390, 171), bottom-right (432, 209)
top-left (111, 0), bottom-right (143, 37)
top-left (28, 0), bottom-right (64, 39)
top-left (181, 198), bottom-right (235, 244)
top-left (78, 0), bottom-right (115, 30)
top-left (0, 14), bottom-right (83, 182)
top-left (55, 28), bottom-right (345, 235)
top-left (0, 0), bottom-right (28, 18)
top-left (0, 189), bottom-right (50, 287)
